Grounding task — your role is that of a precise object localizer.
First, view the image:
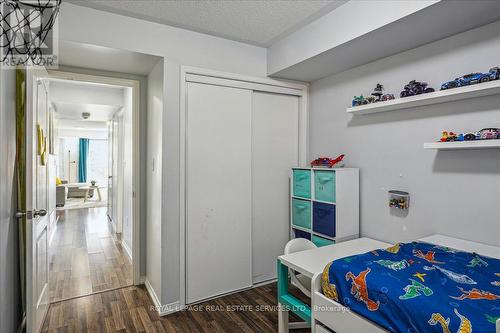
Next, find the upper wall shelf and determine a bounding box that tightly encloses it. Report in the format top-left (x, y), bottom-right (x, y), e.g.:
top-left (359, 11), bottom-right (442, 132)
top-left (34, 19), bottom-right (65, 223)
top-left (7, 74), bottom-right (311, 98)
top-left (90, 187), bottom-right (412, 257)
top-left (346, 80), bottom-right (500, 115)
top-left (424, 140), bottom-right (500, 150)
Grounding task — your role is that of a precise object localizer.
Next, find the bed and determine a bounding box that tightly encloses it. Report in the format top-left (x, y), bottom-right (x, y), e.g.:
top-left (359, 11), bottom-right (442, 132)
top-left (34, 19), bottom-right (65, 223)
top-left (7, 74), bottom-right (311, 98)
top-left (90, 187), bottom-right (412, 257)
top-left (311, 235), bottom-right (500, 333)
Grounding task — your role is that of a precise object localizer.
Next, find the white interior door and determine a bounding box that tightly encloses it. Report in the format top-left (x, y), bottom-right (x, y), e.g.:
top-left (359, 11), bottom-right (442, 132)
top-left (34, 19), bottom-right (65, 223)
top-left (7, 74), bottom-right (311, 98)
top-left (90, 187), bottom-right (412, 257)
top-left (116, 112), bottom-right (124, 234)
top-left (186, 82), bottom-right (252, 303)
top-left (25, 67), bottom-right (50, 333)
top-left (251, 92), bottom-right (299, 284)
top-left (109, 113), bottom-right (123, 233)
top-left (107, 121), bottom-right (113, 218)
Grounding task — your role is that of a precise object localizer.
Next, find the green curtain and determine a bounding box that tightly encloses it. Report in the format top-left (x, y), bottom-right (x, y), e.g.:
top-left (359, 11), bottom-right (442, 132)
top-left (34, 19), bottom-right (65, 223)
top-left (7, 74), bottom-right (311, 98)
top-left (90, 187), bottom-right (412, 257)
top-left (15, 68), bottom-right (26, 333)
top-left (78, 138), bottom-right (89, 183)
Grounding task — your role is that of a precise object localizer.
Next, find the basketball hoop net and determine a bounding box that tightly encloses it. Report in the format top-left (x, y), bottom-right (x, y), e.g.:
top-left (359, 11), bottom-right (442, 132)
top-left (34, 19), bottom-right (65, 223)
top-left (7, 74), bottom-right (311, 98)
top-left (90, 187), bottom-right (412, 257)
top-left (1, 0), bottom-right (61, 66)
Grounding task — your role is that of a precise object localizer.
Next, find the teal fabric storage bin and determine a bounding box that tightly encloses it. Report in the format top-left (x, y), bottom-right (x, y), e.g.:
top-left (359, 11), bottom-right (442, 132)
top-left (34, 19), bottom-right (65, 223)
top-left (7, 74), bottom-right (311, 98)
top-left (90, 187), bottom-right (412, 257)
top-left (293, 169), bottom-right (311, 198)
top-left (292, 198), bottom-right (311, 229)
top-left (312, 235), bottom-right (335, 247)
top-left (314, 170), bottom-right (336, 203)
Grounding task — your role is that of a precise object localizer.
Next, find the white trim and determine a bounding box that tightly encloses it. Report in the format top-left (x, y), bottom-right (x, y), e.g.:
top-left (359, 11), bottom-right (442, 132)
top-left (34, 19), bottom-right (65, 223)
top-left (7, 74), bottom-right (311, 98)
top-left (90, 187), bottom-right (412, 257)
top-left (179, 66), bottom-right (309, 309)
top-left (144, 279), bottom-right (181, 316)
top-left (144, 278), bottom-right (161, 308)
top-left (48, 70), bottom-right (142, 286)
top-left (186, 74), bottom-right (303, 96)
top-left (121, 239), bottom-right (132, 262)
top-left (252, 278), bottom-right (277, 288)
top-left (181, 66), bottom-right (307, 91)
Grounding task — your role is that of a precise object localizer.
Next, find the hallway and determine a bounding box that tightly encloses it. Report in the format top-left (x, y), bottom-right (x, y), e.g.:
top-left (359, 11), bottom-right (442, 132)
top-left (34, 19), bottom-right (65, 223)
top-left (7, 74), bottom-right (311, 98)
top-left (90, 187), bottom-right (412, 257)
top-left (49, 207), bottom-right (133, 303)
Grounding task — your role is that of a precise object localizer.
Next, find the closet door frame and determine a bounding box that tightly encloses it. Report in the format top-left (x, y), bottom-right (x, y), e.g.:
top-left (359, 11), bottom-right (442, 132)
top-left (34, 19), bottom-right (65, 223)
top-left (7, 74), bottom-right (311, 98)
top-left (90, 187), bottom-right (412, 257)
top-left (179, 66), bottom-right (309, 309)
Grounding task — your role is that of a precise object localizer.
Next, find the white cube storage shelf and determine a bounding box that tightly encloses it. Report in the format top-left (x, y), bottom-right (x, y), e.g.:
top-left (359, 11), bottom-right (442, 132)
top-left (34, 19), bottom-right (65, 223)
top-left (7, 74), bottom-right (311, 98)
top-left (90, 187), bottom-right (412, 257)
top-left (291, 167), bottom-right (359, 247)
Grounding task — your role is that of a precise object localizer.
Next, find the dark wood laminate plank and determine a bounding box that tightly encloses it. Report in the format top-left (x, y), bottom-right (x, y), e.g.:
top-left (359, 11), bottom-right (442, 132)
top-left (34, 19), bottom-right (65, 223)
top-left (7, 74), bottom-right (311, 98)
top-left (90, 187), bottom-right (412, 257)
top-left (43, 283), bottom-right (310, 333)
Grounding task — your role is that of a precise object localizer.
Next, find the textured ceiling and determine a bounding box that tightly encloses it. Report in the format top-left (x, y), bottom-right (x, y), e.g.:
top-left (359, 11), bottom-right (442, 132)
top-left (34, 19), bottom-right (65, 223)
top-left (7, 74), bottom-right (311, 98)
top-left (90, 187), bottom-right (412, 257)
top-left (67, 0), bottom-right (347, 46)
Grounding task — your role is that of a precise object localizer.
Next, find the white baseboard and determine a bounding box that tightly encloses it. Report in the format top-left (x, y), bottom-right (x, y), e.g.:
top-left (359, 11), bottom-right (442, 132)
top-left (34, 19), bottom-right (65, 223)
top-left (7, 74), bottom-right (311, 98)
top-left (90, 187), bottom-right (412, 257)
top-left (252, 278), bottom-right (277, 288)
top-left (143, 278), bottom-right (181, 316)
top-left (121, 239), bottom-right (132, 261)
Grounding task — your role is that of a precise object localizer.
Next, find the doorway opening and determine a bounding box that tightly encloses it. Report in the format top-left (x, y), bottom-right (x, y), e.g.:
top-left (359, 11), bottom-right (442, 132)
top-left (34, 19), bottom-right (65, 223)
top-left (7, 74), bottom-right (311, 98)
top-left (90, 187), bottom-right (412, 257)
top-left (47, 74), bottom-right (139, 303)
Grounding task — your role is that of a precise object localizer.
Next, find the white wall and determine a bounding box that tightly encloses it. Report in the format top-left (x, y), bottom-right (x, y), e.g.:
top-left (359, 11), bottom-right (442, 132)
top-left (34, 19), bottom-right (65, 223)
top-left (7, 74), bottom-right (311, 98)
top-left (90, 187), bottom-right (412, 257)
top-left (122, 87), bottom-right (134, 253)
top-left (146, 60), bottom-right (163, 301)
top-left (309, 20), bottom-right (500, 247)
top-left (58, 3), bottom-right (267, 306)
top-left (0, 67), bottom-right (20, 332)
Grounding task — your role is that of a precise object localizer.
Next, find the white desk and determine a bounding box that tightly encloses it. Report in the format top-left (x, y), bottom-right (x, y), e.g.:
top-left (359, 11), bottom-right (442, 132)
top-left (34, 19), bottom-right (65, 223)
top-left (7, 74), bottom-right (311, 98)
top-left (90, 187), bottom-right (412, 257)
top-left (277, 237), bottom-right (391, 333)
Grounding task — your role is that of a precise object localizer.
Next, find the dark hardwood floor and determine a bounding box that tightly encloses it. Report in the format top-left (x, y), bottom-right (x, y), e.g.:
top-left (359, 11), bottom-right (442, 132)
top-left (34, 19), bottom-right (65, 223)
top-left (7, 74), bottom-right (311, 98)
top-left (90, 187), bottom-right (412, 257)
top-left (49, 207), bottom-right (133, 303)
top-left (45, 207), bottom-right (309, 332)
top-left (42, 283), bottom-right (310, 332)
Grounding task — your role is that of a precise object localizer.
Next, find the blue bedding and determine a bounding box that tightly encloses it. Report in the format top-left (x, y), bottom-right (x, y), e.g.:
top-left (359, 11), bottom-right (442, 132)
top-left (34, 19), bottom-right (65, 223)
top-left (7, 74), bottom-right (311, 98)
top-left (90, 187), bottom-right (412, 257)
top-left (322, 241), bottom-right (500, 333)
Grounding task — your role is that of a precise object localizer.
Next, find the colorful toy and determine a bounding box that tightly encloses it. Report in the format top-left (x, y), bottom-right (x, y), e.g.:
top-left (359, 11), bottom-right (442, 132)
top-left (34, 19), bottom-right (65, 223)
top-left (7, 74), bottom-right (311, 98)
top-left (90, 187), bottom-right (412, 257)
top-left (365, 96), bottom-right (376, 104)
top-left (352, 84), bottom-right (396, 107)
top-left (400, 80), bottom-right (435, 98)
top-left (352, 95), bottom-right (367, 107)
top-left (310, 154), bottom-right (345, 168)
top-left (441, 67), bottom-right (500, 90)
top-left (439, 131), bottom-right (457, 142)
top-left (371, 83), bottom-right (384, 102)
top-left (439, 128), bottom-right (500, 142)
top-left (478, 128), bottom-right (500, 140)
top-left (463, 132), bottom-right (477, 141)
top-left (380, 94), bottom-right (395, 101)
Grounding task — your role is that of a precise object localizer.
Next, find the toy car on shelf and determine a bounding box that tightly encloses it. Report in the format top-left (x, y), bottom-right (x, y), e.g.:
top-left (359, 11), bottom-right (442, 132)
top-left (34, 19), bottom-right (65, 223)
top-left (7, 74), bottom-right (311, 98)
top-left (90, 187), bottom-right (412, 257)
top-left (371, 83), bottom-right (384, 102)
top-left (478, 128), bottom-right (500, 140)
top-left (440, 131), bottom-right (458, 142)
top-left (400, 80), bottom-right (435, 98)
top-left (440, 67), bottom-right (500, 90)
top-left (310, 155), bottom-right (345, 168)
top-left (380, 94), bottom-right (395, 101)
top-left (352, 95), bottom-right (367, 107)
top-left (438, 128), bottom-right (499, 142)
top-left (463, 132), bottom-right (478, 141)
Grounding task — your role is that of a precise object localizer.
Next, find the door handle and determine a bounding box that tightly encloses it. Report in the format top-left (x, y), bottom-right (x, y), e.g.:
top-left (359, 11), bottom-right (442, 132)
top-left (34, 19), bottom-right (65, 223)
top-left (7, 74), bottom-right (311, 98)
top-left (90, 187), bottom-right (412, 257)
top-left (33, 209), bottom-right (47, 217)
top-left (15, 211), bottom-right (27, 219)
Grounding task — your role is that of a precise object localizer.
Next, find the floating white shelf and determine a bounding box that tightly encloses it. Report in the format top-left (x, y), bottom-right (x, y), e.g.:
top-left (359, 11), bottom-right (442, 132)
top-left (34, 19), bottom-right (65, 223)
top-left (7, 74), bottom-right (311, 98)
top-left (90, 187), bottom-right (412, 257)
top-left (347, 80), bottom-right (500, 115)
top-left (424, 140), bottom-right (500, 150)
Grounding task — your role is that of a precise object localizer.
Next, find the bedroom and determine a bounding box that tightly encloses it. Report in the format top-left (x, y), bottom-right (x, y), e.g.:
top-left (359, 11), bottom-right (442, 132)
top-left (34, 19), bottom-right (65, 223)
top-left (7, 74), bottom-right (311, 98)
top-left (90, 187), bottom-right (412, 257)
top-left (0, 1), bottom-right (499, 333)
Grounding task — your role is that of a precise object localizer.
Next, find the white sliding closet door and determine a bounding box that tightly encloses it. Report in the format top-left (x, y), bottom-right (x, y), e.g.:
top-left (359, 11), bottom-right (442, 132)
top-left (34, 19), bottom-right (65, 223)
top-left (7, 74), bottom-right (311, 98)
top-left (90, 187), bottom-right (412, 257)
top-left (251, 92), bottom-right (299, 284)
top-left (186, 82), bottom-right (253, 303)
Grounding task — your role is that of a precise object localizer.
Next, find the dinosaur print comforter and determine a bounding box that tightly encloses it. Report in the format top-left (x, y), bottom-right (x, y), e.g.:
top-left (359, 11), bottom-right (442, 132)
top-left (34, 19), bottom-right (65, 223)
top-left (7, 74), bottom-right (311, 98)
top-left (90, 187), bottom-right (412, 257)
top-left (322, 241), bottom-right (500, 333)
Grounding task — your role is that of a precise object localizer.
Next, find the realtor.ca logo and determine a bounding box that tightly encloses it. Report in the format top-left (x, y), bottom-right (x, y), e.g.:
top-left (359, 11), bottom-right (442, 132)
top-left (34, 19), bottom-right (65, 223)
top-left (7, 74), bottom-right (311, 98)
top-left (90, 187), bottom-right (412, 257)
top-left (0, 0), bottom-right (61, 68)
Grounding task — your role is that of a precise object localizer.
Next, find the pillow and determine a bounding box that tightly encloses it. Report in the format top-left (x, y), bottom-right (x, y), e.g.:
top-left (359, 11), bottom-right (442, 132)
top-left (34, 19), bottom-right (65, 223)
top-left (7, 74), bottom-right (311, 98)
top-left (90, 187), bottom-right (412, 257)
top-left (56, 177), bottom-right (62, 185)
